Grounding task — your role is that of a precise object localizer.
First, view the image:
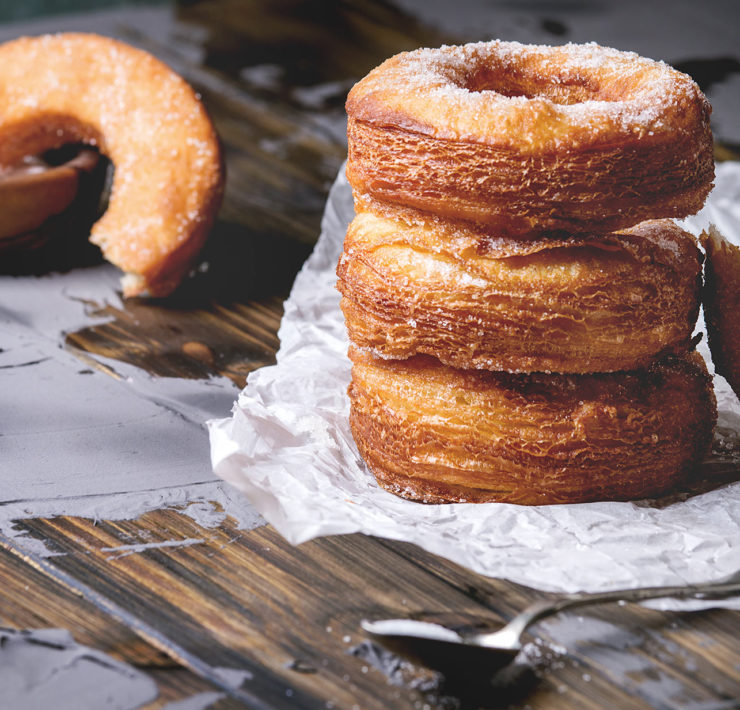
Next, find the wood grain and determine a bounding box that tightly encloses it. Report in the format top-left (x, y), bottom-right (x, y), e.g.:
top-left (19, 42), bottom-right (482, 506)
top-left (0, 543), bottom-right (241, 709)
top-left (5, 510), bottom-right (740, 709)
top-left (2, 2), bottom-right (739, 709)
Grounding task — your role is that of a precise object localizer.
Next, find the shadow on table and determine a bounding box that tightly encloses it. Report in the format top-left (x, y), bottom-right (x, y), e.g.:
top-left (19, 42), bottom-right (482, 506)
top-left (53, 216), bottom-right (317, 384)
top-left (163, 217), bottom-right (315, 308)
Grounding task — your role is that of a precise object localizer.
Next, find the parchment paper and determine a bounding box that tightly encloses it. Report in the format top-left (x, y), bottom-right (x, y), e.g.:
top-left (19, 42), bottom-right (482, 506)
top-left (209, 162), bottom-right (740, 605)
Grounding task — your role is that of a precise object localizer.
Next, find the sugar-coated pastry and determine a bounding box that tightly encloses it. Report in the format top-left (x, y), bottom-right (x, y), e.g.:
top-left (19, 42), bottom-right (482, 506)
top-left (338, 212), bottom-right (702, 373)
top-left (0, 33), bottom-right (224, 297)
top-left (704, 226), bottom-right (740, 398)
top-left (346, 40), bottom-right (713, 237)
top-left (348, 348), bottom-right (716, 505)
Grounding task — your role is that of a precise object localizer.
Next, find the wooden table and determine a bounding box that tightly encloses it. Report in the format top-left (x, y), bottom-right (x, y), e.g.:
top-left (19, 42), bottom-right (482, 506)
top-left (2, 2), bottom-right (740, 708)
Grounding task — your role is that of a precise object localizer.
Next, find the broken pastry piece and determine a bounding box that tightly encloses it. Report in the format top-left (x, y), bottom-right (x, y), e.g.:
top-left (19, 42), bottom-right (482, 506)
top-left (0, 33), bottom-right (224, 297)
top-left (704, 226), bottom-right (740, 398)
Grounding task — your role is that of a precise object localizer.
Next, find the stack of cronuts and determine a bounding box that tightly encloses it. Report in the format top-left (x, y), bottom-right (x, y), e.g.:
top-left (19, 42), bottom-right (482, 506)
top-left (337, 40), bottom-right (720, 505)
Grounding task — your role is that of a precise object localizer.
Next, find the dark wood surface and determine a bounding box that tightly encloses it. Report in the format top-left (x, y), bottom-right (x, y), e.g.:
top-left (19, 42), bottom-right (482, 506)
top-left (2, 1), bottom-right (740, 708)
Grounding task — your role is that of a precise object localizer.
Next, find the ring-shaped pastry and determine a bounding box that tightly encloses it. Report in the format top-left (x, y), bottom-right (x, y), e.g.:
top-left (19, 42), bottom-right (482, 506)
top-left (0, 33), bottom-right (224, 297)
top-left (348, 348), bottom-right (716, 505)
top-left (346, 41), bottom-right (713, 236)
top-left (338, 212), bottom-right (702, 373)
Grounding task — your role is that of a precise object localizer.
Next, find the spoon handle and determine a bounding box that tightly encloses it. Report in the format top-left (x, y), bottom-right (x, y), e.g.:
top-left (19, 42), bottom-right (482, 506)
top-left (480, 570), bottom-right (740, 646)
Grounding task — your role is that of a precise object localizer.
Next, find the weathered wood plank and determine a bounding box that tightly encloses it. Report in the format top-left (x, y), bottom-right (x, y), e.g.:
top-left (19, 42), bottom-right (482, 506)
top-left (9, 510), bottom-right (740, 709)
top-left (0, 543), bottom-right (240, 709)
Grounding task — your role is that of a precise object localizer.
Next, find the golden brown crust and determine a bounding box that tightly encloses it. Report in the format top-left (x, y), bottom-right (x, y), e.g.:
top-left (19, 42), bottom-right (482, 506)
top-left (348, 348), bottom-right (716, 505)
top-left (346, 41), bottom-right (713, 236)
top-left (0, 33), bottom-right (225, 297)
top-left (338, 212), bottom-right (702, 373)
top-left (704, 226), bottom-right (740, 398)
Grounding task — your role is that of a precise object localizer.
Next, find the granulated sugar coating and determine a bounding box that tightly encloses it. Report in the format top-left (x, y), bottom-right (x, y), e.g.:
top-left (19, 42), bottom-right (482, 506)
top-left (349, 40), bottom-right (708, 151)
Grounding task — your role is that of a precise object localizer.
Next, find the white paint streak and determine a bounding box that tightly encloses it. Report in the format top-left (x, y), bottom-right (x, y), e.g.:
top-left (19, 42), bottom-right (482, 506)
top-left (0, 626), bottom-right (159, 710)
top-left (0, 482), bottom-right (265, 558)
top-left (102, 537), bottom-right (206, 559)
top-left (0, 239), bottom-right (262, 557)
top-left (161, 692), bottom-right (225, 710)
top-left (212, 666), bottom-right (254, 688)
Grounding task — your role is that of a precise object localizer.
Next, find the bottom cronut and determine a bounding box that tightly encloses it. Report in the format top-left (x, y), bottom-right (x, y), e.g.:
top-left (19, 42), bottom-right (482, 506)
top-left (348, 348), bottom-right (716, 505)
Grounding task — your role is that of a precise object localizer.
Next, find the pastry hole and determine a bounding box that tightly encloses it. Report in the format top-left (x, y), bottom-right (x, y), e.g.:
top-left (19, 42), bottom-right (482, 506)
top-left (43, 143), bottom-right (113, 220)
top-left (0, 144), bottom-right (113, 274)
top-left (459, 67), bottom-right (605, 104)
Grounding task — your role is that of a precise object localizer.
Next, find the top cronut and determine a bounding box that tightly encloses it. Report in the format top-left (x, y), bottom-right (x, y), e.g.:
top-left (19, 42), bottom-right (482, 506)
top-left (347, 40), bottom-right (710, 153)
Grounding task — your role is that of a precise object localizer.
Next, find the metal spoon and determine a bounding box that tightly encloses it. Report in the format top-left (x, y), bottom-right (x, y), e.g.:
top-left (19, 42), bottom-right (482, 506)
top-left (362, 571), bottom-right (740, 679)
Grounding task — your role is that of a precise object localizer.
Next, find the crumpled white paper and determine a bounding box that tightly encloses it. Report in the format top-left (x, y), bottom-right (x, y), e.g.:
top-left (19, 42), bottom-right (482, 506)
top-left (209, 162), bottom-right (740, 606)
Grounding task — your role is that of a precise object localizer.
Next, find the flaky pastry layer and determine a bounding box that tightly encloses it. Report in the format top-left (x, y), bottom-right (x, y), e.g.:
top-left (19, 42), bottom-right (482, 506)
top-left (346, 41), bottom-right (713, 236)
top-left (338, 212), bottom-right (702, 373)
top-left (348, 349), bottom-right (716, 505)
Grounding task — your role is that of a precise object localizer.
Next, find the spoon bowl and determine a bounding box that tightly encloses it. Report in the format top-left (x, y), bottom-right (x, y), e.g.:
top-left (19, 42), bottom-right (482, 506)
top-left (361, 619), bottom-right (519, 678)
top-left (362, 570), bottom-right (740, 679)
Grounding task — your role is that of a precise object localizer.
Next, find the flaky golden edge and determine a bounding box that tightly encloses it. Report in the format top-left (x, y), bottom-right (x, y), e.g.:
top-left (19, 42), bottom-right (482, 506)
top-left (346, 117), bottom-right (713, 237)
top-left (338, 212), bottom-right (703, 374)
top-left (348, 349), bottom-right (717, 505)
top-left (703, 226), bottom-right (740, 398)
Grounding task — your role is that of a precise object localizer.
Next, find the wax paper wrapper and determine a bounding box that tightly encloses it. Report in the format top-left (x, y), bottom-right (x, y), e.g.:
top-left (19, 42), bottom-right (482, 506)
top-left (209, 162), bottom-right (740, 607)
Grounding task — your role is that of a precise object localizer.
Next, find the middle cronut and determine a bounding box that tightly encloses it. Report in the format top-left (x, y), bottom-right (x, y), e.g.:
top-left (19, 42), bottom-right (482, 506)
top-left (338, 211), bottom-right (702, 374)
